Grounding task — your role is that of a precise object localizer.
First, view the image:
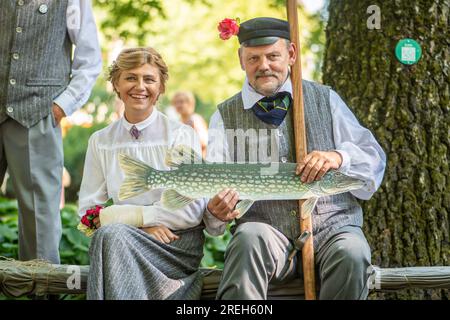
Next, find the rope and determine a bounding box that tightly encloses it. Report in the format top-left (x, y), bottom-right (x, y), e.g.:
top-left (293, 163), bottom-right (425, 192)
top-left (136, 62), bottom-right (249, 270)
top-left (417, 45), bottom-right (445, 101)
top-left (0, 256), bottom-right (57, 296)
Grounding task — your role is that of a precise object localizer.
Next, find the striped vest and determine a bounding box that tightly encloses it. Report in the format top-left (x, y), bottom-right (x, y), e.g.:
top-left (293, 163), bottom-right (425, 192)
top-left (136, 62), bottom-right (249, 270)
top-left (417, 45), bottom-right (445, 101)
top-left (218, 80), bottom-right (363, 250)
top-left (0, 0), bottom-right (71, 128)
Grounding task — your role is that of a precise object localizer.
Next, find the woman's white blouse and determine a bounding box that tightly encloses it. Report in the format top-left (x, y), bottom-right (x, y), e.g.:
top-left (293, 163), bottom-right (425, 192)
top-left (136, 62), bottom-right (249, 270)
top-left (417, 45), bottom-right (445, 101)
top-left (78, 109), bottom-right (221, 234)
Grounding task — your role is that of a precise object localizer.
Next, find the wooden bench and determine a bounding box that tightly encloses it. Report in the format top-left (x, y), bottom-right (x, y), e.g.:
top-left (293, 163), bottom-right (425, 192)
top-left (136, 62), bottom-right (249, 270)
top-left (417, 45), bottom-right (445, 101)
top-left (0, 259), bottom-right (449, 298)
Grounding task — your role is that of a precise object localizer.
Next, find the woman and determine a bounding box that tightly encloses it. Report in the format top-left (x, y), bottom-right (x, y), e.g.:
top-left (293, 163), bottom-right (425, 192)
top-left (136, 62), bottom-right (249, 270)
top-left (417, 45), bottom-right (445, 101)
top-left (78, 47), bottom-right (221, 300)
top-left (171, 91), bottom-right (208, 158)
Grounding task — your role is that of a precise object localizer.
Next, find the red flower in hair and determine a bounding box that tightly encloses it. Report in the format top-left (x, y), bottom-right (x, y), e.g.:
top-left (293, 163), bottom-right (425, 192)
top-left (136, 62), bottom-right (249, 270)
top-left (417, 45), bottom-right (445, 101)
top-left (218, 18), bottom-right (240, 40)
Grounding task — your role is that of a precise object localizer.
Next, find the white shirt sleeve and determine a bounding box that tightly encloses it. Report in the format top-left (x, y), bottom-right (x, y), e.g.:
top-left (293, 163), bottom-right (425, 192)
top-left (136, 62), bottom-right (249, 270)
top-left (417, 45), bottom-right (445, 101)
top-left (78, 133), bottom-right (108, 218)
top-left (54, 0), bottom-right (102, 116)
top-left (206, 110), bottom-right (231, 163)
top-left (202, 111), bottom-right (230, 235)
top-left (330, 90), bottom-right (387, 200)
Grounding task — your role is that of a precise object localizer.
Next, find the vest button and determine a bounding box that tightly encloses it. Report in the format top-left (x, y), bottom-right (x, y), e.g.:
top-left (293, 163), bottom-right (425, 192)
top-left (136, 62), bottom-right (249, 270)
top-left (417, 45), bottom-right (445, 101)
top-left (18, 0), bottom-right (24, 6)
top-left (9, 79), bottom-right (16, 85)
top-left (12, 53), bottom-right (19, 60)
top-left (7, 107), bottom-right (13, 113)
top-left (277, 129), bottom-right (283, 137)
top-left (290, 210), bottom-right (297, 217)
top-left (16, 27), bottom-right (22, 33)
top-left (281, 156), bottom-right (287, 163)
top-left (38, 4), bottom-right (48, 14)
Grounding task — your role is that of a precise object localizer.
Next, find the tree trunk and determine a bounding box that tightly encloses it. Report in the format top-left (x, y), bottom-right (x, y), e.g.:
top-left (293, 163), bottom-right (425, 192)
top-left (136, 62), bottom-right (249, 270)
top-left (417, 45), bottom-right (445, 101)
top-left (322, 0), bottom-right (449, 299)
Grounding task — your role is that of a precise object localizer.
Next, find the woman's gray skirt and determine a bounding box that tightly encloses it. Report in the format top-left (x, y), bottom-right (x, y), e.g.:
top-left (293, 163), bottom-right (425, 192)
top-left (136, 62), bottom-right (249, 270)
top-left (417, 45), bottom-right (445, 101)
top-left (87, 223), bottom-right (205, 300)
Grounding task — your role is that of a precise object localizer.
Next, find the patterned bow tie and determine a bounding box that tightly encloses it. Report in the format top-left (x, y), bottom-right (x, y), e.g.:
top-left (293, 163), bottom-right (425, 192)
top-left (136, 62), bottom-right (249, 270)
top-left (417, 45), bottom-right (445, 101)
top-left (251, 91), bottom-right (292, 126)
top-left (130, 125), bottom-right (141, 140)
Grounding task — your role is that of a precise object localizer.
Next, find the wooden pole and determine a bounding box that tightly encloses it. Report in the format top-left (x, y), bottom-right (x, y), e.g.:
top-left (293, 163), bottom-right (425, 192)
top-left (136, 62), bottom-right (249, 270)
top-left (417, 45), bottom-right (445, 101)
top-left (286, 0), bottom-right (316, 300)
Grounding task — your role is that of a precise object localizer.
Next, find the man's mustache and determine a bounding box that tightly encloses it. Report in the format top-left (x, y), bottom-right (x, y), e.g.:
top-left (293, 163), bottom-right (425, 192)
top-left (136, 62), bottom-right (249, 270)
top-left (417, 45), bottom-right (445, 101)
top-left (255, 71), bottom-right (278, 79)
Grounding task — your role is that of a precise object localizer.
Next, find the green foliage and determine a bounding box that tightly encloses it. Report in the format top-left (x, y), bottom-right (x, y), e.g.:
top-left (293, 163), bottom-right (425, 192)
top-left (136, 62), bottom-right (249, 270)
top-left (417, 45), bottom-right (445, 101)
top-left (0, 199), bottom-right (19, 258)
top-left (93, 0), bottom-right (166, 45)
top-left (59, 204), bottom-right (91, 265)
top-left (201, 226), bottom-right (232, 269)
top-left (88, 79), bottom-right (117, 112)
top-left (0, 198), bottom-right (91, 266)
top-left (93, 0), bottom-right (213, 45)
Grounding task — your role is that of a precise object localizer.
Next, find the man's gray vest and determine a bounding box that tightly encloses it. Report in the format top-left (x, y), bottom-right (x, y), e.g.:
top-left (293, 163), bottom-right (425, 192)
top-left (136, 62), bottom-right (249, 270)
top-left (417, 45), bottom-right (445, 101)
top-left (0, 0), bottom-right (71, 128)
top-left (218, 80), bottom-right (363, 250)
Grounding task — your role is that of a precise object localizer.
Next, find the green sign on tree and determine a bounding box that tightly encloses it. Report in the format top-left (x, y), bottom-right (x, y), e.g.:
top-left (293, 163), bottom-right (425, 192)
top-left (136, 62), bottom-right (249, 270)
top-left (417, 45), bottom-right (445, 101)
top-left (395, 39), bottom-right (422, 65)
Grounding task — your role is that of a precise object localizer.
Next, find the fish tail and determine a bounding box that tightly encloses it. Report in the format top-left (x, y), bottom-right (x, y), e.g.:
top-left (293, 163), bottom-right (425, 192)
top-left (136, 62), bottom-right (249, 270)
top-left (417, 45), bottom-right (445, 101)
top-left (118, 153), bottom-right (154, 200)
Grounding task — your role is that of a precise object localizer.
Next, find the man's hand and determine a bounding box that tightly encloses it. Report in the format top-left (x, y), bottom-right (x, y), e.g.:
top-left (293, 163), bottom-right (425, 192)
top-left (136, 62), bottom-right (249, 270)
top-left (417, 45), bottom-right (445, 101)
top-left (207, 188), bottom-right (240, 222)
top-left (141, 225), bottom-right (180, 244)
top-left (296, 151), bottom-right (343, 183)
top-left (52, 103), bottom-right (66, 126)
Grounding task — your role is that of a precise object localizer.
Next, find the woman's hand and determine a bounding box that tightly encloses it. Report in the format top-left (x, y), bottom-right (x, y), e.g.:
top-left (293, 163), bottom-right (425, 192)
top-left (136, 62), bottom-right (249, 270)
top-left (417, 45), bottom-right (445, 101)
top-left (141, 226), bottom-right (180, 244)
top-left (93, 217), bottom-right (101, 229)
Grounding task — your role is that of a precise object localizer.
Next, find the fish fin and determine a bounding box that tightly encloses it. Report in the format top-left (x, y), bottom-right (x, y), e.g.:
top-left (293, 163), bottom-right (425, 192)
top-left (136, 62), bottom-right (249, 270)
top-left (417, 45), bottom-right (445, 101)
top-left (118, 153), bottom-right (153, 200)
top-left (165, 144), bottom-right (204, 168)
top-left (161, 189), bottom-right (194, 210)
top-left (301, 197), bottom-right (319, 219)
top-left (235, 199), bottom-right (255, 219)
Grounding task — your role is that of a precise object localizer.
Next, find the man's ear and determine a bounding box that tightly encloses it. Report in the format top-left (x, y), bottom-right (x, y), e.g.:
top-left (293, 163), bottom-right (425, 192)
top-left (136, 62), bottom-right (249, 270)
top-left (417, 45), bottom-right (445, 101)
top-left (288, 42), bottom-right (297, 67)
top-left (238, 48), bottom-right (245, 71)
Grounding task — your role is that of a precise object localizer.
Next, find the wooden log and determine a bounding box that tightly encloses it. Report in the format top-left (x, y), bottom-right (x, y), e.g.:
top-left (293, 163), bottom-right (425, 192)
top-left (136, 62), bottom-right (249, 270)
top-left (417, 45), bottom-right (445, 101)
top-left (0, 259), bottom-right (88, 297)
top-left (1, 259), bottom-right (449, 298)
top-left (368, 266), bottom-right (450, 291)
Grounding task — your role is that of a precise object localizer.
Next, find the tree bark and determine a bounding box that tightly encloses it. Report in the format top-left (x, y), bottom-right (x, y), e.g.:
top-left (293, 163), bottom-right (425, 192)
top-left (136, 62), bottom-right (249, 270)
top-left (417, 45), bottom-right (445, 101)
top-left (322, 0), bottom-right (449, 299)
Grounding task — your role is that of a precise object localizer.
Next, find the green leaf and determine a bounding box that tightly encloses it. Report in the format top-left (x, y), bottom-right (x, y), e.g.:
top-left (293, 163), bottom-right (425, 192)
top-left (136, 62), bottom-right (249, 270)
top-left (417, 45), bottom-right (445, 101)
top-left (63, 228), bottom-right (91, 252)
top-left (104, 198), bottom-right (114, 207)
top-left (0, 224), bottom-right (18, 241)
top-left (201, 247), bottom-right (215, 267)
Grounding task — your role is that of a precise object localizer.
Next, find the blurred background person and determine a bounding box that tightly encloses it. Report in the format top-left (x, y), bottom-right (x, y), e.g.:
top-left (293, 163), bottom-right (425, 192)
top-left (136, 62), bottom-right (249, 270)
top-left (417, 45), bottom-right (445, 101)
top-left (171, 91), bottom-right (208, 157)
top-left (163, 104), bottom-right (181, 122)
top-left (59, 167), bottom-right (72, 210)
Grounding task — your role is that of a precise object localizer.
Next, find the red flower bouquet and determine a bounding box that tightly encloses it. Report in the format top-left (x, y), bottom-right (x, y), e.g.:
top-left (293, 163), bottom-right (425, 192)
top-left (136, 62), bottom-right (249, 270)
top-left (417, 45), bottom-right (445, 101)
top-left (77, 205), bottom-right (104, 237)
top-left (218, 18), bottom-right (240, 40)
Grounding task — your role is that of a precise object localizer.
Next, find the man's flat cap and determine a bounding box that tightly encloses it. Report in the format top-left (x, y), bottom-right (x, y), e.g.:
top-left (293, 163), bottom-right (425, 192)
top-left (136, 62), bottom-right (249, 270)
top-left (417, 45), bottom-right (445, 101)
top-left (238, 17), bottom-right (290, 47)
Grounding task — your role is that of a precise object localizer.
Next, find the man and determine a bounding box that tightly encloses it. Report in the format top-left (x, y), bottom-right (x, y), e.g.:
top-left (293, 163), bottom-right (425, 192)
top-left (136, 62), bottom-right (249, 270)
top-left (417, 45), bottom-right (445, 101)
top-left (0, 0), bottom-right (102, 264)
top-left (204, 17), bottom-right (386, 299)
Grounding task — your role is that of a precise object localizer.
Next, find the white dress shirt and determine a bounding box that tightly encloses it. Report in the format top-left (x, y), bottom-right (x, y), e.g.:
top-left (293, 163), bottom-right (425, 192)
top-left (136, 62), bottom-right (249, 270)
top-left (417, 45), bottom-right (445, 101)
top-left (53, 0), bottom-right (102, 116)
top-left (207, 77), bottom-right (387, 200)
top-left (78, 109), bottom-right (222, 235)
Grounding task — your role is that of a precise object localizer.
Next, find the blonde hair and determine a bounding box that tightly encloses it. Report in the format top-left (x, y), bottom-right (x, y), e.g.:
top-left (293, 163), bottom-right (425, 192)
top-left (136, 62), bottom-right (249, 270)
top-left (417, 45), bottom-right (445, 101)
top-left (108, 47), bottom-right (169, 94)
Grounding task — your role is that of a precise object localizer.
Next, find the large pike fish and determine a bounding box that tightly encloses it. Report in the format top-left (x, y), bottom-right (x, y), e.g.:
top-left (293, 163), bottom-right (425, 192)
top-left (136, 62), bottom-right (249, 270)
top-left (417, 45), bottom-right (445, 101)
top-left (118, 145), bottom-right (365, 218)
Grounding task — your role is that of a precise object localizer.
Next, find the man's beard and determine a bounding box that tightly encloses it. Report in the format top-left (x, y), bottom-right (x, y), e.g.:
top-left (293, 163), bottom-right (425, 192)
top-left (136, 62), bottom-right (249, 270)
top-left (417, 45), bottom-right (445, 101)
top-left (253, 71), bottom-right (286, 97)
